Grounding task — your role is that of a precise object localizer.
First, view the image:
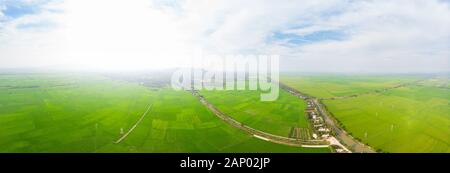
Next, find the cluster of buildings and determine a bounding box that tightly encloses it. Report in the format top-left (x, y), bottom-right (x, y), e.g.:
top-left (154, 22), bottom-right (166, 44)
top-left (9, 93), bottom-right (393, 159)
top-left (305, 100), bottom-right (331, 140)
top-left (284, 88), bottom-right (352, 153)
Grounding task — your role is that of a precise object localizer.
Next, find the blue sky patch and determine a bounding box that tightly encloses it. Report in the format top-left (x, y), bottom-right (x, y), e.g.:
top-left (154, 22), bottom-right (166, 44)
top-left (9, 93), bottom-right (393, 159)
top-left (2, 3), bottom-right (39, 18)
top-left (268, 30), bottom-right (347, 46)
top-left (1, 0), bottom-right (56, 19)
top-left (16, 21), bottom-right (55, 30)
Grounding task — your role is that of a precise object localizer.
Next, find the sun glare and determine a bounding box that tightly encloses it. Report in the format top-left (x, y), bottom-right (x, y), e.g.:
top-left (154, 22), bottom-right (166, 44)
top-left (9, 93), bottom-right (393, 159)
top-left (61, 0), bottom-right (191, 71)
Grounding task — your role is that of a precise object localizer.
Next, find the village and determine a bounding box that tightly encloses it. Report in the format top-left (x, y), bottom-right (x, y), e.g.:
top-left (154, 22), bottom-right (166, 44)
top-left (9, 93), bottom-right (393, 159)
top-left (282, 85), bottom-right (352, 153)
top-left (305, 100), bottom-right (330, 140)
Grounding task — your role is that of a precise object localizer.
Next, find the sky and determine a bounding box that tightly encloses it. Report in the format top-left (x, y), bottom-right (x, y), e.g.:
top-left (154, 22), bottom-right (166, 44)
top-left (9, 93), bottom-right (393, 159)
top-left (0, 0), bottom-right (449, 73)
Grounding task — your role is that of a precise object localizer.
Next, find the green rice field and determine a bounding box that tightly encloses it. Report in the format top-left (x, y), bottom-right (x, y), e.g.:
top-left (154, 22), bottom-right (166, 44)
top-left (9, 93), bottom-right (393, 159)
top-left (200, 89), bottom-right (310, 138)
top-left (281, 75), bottom-right (422, 98)
top-left (0, 74), bottom-right (329, 153)
top-left (282, 75), bottom-right (449, 153)
top-left (1, 73), bottom-right (448, 153)
top-left (323, 84), bottom-right (449, 153)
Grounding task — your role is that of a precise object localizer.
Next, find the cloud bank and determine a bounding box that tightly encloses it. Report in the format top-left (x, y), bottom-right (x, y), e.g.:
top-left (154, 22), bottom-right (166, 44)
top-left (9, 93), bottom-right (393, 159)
top-left (0, 0), bottom-right (449, 73)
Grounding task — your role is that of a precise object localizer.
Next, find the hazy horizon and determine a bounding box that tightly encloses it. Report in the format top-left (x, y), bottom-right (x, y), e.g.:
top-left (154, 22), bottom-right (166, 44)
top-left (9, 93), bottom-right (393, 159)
top-left (0, 66), bottom-right (448, 76)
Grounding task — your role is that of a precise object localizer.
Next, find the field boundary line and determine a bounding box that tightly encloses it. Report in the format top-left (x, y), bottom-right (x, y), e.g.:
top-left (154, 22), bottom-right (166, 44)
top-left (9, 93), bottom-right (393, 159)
top-left (114, 104), bottom-right (153, 144)
top-left (301, 145), bottom-right (330, 148)
top-left (320, 79), bottom-right (428, 100)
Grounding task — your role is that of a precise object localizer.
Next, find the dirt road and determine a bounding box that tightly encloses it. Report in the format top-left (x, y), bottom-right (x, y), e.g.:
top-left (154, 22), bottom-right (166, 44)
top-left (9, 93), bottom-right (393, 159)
top-left (114, 104), bottom-right (153, 144)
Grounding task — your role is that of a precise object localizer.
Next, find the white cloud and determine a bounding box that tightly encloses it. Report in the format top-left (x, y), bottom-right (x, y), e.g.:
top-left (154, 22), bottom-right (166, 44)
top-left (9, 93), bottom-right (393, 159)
top-left (0, 0), bottom-right (193, 70)
top-left (177, 0), bottom-right (345, 53)
top-left (0, 0), bottom-right (449, 73)
top-left (285, 0), bottom-right (450, 73)
top-left (62, 0), bottom-right (193, 70)
top-left (0, 3), bottom-right (5, 20)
